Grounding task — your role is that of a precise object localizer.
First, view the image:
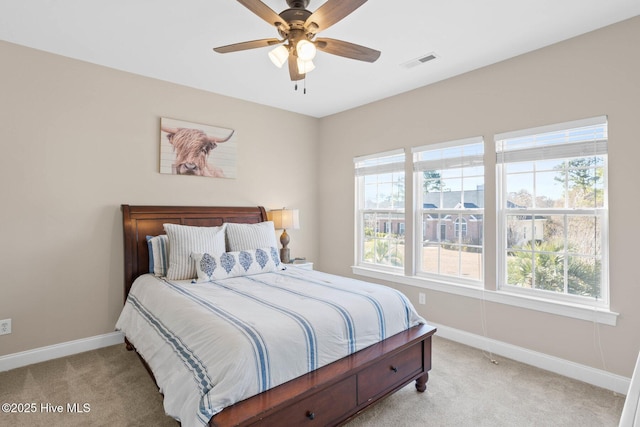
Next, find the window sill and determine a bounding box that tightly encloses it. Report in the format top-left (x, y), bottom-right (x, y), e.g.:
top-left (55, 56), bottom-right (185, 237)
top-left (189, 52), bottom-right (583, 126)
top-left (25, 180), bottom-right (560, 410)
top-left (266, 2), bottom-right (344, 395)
top-left (352, 266), bottom-right (618, 326)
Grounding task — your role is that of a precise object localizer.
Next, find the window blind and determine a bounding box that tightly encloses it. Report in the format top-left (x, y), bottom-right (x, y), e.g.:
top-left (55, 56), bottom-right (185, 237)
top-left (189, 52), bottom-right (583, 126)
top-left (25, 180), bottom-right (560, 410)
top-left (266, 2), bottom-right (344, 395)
top-left (496, 116), bottom-right (607, 163)
top-left (354, 148), bottom-right (405, 176)
top-left (413, 136), bottom-right (484, 171)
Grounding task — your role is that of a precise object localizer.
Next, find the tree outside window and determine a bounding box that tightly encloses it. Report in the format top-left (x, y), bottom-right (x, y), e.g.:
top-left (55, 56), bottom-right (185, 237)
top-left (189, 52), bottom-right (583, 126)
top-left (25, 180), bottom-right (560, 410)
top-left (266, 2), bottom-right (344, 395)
top-left (498, 117), bottom-right (608, 304)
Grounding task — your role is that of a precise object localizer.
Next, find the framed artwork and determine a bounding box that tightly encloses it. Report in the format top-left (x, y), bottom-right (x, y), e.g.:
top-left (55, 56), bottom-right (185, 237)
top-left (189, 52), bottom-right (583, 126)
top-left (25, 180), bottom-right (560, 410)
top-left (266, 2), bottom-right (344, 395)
top-left (160, 117), bottom-right (236, 179)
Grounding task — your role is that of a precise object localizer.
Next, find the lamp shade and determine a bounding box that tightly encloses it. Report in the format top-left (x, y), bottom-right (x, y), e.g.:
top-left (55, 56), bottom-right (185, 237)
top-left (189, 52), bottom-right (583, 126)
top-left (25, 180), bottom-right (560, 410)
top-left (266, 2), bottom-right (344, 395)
top-left (297, 58), bottom-right (315, 74)
top-left (268, 209), bottom-right (300, 230)
top-left (268, 45), bottom-right (289, 68)
top-left (296, 39), bottom-right (317, 61)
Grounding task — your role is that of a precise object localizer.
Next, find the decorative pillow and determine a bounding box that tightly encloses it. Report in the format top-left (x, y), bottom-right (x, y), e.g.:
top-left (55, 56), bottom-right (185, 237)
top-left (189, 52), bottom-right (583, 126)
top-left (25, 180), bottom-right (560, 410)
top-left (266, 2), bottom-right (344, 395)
top-left (164, 223), bottom-right (226, 280)
top-left (225, 221), bottom-right (278, 252)
top-left (146, 235), bottom-right (169, 277)
top-left (192, 246), bottom-right (282, 282)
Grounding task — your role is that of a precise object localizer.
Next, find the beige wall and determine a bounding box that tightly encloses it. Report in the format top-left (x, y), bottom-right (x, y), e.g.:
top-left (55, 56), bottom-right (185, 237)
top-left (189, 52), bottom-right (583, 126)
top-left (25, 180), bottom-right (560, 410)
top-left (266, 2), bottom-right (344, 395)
top-left (0, 41), bottom-right (319, 356)
top-left (2, 16), bottom-right (639, 380)
top-left (317, 16), bottom-right (640, 377)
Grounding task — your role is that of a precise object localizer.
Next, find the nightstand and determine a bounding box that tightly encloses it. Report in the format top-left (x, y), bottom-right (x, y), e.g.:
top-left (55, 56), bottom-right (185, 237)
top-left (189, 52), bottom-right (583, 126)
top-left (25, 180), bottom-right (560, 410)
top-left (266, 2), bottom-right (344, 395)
top-left (289, 261), bottom-right (313, 270)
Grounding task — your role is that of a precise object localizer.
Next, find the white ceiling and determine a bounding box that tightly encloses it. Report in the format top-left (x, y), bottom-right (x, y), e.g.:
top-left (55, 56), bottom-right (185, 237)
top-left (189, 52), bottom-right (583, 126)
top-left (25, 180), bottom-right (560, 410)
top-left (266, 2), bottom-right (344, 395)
top-left (1, 1), bottom-right (639, 118)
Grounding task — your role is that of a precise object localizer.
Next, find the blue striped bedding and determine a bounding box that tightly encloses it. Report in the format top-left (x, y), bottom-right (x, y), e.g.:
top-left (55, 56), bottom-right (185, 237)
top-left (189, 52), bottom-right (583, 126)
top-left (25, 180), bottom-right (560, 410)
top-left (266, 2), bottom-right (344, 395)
top-left (115, 266), bottom-right (426, 427)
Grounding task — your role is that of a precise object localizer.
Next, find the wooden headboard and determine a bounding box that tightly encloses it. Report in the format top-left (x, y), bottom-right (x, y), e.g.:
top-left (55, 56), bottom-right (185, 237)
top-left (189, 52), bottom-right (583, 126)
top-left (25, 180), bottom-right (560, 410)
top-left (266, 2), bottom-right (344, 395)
top-left (121, 204), bottom-right (268, 301)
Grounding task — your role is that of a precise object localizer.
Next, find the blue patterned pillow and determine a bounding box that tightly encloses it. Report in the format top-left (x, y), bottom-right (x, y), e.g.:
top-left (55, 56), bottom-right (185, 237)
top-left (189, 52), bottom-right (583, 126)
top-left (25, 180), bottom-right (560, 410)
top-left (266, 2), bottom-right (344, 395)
top-left (146, 235), bottom-right (169, 277)
top-left (192, 246), bottom-right (282, 282)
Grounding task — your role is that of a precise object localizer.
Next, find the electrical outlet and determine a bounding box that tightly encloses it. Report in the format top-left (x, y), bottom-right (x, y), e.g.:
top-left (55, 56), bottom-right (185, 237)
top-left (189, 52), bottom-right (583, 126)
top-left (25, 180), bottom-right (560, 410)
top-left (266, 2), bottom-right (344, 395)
top-left (0, 319), bottom-right (11, 335)
top-left (419, 293), bottom-right (426, 305)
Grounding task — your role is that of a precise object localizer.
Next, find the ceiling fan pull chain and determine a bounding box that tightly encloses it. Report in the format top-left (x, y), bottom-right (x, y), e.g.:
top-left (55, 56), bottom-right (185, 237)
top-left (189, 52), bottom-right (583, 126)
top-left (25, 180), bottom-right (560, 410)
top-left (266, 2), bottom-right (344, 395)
top-left (303, 76), bottom-right (307, 95)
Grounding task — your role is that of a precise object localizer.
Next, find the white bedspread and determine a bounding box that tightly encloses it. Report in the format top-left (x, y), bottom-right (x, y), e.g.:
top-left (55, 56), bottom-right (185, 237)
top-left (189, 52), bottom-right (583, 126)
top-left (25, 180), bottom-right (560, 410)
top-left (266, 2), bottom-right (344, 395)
top-left (115, 266), bottom-right (425, 427)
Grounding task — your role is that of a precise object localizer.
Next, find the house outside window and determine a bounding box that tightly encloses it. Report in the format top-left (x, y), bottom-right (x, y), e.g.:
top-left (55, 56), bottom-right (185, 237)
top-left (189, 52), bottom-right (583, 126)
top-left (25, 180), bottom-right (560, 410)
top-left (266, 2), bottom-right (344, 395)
top-left (354, 149), bottom-right (405, 270)
top-left (455, 217), bottom-right (467, 238)
top-left (413, 137), bottom-right (484, 283)
top-left (496, 116), bottom-right (609, 307)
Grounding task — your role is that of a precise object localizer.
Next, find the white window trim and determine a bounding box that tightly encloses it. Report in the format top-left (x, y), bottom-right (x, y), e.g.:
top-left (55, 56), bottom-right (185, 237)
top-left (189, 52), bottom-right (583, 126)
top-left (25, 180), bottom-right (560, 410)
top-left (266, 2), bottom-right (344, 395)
top-left (412, 135), bottom-right (485, 154)
top-left (351, 119), bottom-right (617, 326)
top-left (495, 116), bottom-right (609, 308)
top-left (354, 148), bottom-right (406, 271)
top-left (352, 266), bottom-right (618, 326)
top-left (413, 136), bottom-right (485, 284)
top-left (495, 116), bottom-right (607, 141)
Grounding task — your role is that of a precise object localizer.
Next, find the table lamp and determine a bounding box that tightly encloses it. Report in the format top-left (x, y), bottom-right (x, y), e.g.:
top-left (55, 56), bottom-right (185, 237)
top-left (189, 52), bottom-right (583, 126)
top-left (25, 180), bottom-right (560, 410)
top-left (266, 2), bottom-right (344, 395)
top-left (268, 208), bottom-right (300, 263)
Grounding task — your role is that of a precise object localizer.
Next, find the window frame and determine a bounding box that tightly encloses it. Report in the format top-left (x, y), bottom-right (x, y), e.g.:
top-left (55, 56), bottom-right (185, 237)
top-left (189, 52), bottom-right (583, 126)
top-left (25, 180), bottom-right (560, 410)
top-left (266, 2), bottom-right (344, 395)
top-left (495, 116), bottom-right (609, 308)
top-left (412, 137), bottom-right (485, 286)
top-left (354, 148), bottom-right (406, 272)
top-left (351, 118), bottom-right (617, 326)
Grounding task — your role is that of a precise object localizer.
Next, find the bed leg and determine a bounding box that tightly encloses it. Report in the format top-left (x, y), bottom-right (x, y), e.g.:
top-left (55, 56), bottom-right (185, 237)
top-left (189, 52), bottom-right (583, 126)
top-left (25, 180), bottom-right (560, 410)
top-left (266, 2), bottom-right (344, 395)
top-left (125, 338), bottom-right (134, 351)
top-left (415, 372), bottom-right (428, 392)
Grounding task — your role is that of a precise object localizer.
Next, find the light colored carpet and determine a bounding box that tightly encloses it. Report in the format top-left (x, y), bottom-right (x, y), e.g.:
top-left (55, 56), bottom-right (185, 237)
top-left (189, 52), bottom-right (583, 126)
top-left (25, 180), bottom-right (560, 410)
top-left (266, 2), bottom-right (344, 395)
top-left (346, 337), bottom-right (624, 427)
top-left (0, 336), bottom-right (625, 426)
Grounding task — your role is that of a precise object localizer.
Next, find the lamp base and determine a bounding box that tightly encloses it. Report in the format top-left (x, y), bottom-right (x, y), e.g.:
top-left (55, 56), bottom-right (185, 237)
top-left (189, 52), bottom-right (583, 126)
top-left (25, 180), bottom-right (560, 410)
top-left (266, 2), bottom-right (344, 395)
top-left (280, 247), bottom-right (291, 264)
top-left (279, 229), bottom-right (291, 263)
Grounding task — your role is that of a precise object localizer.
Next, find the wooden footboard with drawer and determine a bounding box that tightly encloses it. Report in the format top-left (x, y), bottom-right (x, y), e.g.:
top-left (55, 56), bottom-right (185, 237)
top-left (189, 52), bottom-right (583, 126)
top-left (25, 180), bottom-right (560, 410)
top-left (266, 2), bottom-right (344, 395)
top-left (209, 323), bottom-right (435, 426)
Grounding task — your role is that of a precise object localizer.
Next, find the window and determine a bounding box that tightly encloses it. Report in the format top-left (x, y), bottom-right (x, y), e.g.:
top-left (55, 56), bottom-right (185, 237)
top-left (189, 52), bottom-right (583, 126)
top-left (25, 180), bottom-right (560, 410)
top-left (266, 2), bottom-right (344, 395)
top-left (496, 116), bottom-right (608, 306)
top-left (354, 149), bottom-right (405, 270)
top-left (455, 217), bottom-right (467, 238)
top-left (413, 138), bottom-right (484, 283)
top-left (352, 120), bottom-right (615, 323)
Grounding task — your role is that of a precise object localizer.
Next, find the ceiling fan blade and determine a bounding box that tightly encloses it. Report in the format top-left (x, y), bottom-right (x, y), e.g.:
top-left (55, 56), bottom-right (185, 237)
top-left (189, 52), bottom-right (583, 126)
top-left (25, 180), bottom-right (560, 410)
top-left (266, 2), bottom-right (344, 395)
top-left (213, 38), bottom-right (281, 53)
top-left (315, 38), bottom-right (381, 62)
top-left (305, 0), bottom-right (368, 33)
top-left (288, 53), bottom-right (305, 81)
top-left (237, 0), bottom-right (290, 31)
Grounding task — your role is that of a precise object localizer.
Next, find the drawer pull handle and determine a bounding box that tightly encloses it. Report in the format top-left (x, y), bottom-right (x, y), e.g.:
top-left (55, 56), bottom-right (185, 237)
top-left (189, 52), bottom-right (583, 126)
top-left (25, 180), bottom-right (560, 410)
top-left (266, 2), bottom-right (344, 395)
top-left (306, 411), bottom-right (315, 420)
top-left (390, 366), bottom-right (398, 373)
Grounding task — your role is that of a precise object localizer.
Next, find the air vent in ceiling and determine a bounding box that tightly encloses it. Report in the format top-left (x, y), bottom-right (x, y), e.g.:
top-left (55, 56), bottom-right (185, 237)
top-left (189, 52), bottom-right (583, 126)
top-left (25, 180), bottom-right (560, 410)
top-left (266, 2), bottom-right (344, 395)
top-left (401, 53), bottom-right (438, 69)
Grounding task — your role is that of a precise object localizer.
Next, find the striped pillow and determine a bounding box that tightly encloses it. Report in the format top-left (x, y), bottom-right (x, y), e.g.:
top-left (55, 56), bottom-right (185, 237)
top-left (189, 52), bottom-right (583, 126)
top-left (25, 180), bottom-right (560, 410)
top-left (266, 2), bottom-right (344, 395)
top-left (164, 223), bottom-right (226, 280)
top-left (225, 221), bottom-right (278, 252)
top-left (146, 235), bottom-right (169, 277)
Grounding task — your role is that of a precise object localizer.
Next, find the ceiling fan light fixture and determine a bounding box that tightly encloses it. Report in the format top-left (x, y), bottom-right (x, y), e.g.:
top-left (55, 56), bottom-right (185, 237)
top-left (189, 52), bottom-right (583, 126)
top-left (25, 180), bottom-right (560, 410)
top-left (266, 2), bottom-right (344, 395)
top-left (268, 45), bottom-right (289, 68)
top-left (297, 58), bottom-right (315, 74)
top-left (213, 0), bottom-right (381, 82)
top-left (296, 39), bottom-right (317, 61)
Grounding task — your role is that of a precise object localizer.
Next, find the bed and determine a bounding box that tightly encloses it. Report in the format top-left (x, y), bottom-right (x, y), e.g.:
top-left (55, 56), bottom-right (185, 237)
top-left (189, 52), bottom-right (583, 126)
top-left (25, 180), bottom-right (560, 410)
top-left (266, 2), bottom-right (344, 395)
top-left (117, 204), bottom-right (436, 426)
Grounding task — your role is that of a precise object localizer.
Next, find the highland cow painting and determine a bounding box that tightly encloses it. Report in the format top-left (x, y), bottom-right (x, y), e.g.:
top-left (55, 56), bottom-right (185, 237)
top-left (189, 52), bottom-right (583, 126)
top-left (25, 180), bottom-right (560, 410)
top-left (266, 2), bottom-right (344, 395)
top-left (160, 117), bottom-right (236, 179)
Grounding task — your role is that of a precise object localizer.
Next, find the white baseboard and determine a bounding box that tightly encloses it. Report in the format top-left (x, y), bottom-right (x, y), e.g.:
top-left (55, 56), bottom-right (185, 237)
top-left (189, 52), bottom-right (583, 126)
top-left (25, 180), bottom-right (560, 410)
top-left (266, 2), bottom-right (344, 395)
top-left (431, 322), bottom-right (630, 395)
top-left (0, 332), bottom-right (124, 372)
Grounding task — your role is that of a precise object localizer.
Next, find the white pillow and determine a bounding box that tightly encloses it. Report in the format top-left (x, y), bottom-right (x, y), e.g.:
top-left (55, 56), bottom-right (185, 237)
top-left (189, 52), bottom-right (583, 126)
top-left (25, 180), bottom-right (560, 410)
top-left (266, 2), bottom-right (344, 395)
top-left (225, 221), bottom-right (278, 252)
top-left (146, 235), bottom-right (169, 277)
top-left (192, 247), bottom-right (282, 282)
top-left (164, 223), bottom-right (226, 280)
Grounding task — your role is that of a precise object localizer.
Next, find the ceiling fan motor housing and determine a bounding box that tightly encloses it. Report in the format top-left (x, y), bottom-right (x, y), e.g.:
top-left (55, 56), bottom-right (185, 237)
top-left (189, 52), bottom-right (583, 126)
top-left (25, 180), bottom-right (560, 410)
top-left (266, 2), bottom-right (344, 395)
top-left (279, 8), bottom-right (312, 28)
top-left (278, 7), bottom-right (313, 41)
top-left (286, 0), bottom-right (310, 8)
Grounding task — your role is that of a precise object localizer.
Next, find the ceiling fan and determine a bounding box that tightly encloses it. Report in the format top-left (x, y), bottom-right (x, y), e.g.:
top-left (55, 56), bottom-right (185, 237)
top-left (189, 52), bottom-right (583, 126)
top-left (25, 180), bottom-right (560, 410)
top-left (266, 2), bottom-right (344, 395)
top-left (213, 0), bottom-right (381, 82)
